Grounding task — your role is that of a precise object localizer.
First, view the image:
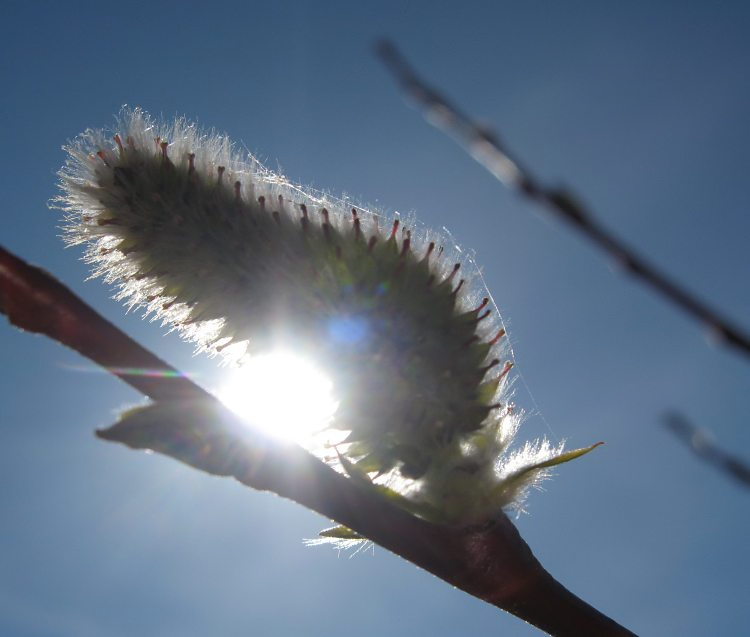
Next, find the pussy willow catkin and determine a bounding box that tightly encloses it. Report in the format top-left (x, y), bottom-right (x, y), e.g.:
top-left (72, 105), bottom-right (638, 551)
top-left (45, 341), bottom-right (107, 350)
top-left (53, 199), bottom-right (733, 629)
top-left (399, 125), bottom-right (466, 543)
top-left (56, 108), bottom-right (595, 525)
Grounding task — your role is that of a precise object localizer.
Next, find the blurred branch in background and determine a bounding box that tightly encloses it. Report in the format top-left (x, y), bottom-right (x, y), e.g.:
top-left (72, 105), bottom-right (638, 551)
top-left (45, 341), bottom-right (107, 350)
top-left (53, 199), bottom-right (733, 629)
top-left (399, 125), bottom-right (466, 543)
top-left (665, 413), bottom-right (750, 488)
top-left (375, 40), bottom-right (750, 361)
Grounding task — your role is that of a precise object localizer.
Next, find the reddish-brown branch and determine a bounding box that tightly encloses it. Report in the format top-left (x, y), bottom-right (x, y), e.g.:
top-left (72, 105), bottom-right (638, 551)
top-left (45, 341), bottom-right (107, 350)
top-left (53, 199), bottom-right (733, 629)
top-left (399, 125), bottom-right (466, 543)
top-left (0, 245), bottom-right (210, 402)
top-left (0, 244), bottom-right (637, 637)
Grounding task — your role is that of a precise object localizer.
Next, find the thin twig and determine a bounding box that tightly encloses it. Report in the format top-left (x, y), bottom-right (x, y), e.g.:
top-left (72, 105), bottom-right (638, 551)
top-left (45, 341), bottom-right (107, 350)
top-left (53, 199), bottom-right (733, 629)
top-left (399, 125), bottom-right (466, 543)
top-left (375, 40), bottom-right (750, 360)
top-left (664, 412), bottom-right (750, 488)
top-left (0, 244), bottom-right (637, 636)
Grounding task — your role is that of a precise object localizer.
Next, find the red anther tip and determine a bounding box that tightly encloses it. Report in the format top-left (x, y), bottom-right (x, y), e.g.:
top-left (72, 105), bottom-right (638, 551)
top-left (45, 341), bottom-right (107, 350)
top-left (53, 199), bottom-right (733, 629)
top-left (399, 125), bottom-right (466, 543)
top-left (476, 309), bottom-right (491, 323)
top-left (217, 166), bottom-right (225, 183)
top-left (114, 134), bottom-right (124, 153)
top-left (451, 279), bottom-right (465, 297)
top-left (300, 204), bottom-right (308, 218)
top-left (367, 236), bottom-right (378, 252)
top-left (258, 196), bottom-right (266, 208)
top-left (187, 153), bottom-right (196, 173)
top-left (389, 219), bottom-right (399, 239)
top-left (160, 140), bottom-right (169, 159)
top-left (95, 149), bottom-right (108, 163)
top-left (483, 358), bottom-right (501, 372)
top-left (425, 242), bottom-right (435, 259)
top-left (321, 208), bottom-right (330, 223)
top-left (498, 360), bottom-right (513, 379)
top-left (351, 208), bottom-right (358, 219)
top-left (489, 329), bottom-right (506, 346)
top-left (234, 181), bottom-right (242, 200)
top-left (400, 236), bottom-right (411, 256)
top-left (444, 263), bottom-right (460, 284)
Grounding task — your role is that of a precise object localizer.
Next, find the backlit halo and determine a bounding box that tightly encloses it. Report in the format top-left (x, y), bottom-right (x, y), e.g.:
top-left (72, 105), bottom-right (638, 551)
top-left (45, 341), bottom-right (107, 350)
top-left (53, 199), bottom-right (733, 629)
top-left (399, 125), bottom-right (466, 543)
top-left (217, 350), bottom-right (339, 443)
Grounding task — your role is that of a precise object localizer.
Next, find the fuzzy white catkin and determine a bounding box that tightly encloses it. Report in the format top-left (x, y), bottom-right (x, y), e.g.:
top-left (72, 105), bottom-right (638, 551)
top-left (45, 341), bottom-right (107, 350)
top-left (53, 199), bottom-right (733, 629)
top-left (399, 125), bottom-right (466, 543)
top-left (56, 107), bottom-right (592, 525)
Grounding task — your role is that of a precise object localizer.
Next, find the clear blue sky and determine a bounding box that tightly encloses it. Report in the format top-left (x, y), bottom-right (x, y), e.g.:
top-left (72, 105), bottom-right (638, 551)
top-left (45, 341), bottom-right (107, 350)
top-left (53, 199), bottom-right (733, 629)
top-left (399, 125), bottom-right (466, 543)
top-left (2, 1), bottom-right (749, 635)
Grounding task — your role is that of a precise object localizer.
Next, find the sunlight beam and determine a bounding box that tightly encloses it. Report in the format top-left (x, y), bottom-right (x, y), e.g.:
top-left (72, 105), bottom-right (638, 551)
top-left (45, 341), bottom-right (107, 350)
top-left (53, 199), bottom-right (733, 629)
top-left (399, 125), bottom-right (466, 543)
top-left (216, 350), bottom-right (339, 443)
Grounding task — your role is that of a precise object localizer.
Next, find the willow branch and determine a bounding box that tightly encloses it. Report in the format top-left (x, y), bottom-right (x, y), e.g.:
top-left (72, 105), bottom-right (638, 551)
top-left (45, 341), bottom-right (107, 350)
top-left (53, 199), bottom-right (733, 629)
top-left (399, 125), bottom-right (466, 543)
top-left (665, 412), bottom-right (750, 487)
top-left (0, 244), bottom-right (636, 637)
top-left (0, 245), bottom-right (209, 402)
top-left (375, 40), bottom-right (750, 361)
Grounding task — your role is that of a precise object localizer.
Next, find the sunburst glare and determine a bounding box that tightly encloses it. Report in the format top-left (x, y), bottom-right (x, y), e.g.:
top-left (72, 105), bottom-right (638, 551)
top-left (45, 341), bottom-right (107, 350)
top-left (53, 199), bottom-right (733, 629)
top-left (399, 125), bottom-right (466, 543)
top-left (216, 350), bottom-right (339, 443)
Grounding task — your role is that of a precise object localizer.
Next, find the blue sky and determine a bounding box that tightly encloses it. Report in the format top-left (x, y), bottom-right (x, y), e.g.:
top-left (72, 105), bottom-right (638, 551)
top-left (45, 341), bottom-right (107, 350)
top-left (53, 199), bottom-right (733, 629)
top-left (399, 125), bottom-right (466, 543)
top-left (2, 1), bottom-right (749, 635)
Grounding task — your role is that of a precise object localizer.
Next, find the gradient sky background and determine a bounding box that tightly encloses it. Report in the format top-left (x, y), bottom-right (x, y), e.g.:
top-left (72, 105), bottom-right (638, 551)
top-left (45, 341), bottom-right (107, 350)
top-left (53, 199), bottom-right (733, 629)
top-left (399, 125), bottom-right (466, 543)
top-left (2, 2), bottom-right (749, 636)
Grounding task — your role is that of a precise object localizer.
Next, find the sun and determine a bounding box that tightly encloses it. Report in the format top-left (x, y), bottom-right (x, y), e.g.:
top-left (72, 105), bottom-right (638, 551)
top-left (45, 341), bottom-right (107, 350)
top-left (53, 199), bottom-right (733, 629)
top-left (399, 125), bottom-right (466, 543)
top-left (216, 350), bottom-right (339, 443)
